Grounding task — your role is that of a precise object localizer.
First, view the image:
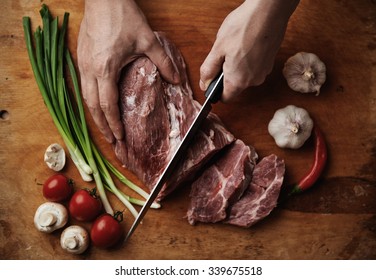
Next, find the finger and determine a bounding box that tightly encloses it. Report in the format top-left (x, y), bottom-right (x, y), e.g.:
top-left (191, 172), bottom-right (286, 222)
top-left (97, 76), bottom-right (124, 141)
top-left (144, 34), bottom-right (180, 84)
top-left (221, 72), bottom-right (243, 103)
top-left (81, 74), bottom-right (115, 143)
top-left (199, 48), bottom-right (224, 91)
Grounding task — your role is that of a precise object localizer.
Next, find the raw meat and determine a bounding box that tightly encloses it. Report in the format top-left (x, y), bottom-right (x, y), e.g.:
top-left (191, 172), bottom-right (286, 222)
top-left (114, 32), bottom-right (286, 228)
top-left (187, 140), bottom-right (258, 225)
top-left (226, 154), bottom-right (285, 227)
top-left (114, 32), bottom-right (235, 200)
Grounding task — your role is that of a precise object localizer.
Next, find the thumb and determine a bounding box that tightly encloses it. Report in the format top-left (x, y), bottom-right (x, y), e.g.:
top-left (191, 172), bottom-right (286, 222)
top-left (199, 50), bottom-right (224, 91)
top-left (145, 37), bottom-right (180, 85)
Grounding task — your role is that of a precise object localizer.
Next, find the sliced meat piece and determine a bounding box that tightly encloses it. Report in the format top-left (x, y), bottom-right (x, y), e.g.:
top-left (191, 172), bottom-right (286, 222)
top-left (225, 154), bottom-right (285, 227)
top-left (161, 113), bottom-right (235, 198)
top-left (187, 140), bottom-right (258, 225)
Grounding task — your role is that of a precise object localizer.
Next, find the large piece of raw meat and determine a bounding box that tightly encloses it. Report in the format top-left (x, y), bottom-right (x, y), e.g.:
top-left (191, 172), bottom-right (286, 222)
top-left (115, 32), bottom-right (285, 227)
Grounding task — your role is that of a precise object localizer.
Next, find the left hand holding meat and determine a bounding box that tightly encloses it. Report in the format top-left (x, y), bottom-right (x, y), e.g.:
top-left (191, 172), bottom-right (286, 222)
top-left (77, 0), bottom-right (180, 143)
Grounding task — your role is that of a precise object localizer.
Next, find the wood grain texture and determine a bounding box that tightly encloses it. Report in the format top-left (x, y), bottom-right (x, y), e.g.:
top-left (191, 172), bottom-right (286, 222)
top-left (0, 0), bottom-right (375, 260)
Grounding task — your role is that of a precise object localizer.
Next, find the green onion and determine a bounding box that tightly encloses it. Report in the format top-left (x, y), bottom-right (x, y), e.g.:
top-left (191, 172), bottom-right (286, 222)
top-left (22, 4), bottom-right (156, 217)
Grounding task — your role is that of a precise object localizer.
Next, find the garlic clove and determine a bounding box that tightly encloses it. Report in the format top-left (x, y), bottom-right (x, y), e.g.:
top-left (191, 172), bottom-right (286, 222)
top-left (283, 52), bottom-right (326, 95)
top-left (44, 143), bottom-right (66, 171)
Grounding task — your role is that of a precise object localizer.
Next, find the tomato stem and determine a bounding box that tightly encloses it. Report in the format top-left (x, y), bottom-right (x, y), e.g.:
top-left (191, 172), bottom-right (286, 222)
top-left (113, 211), bottom-right (124, 223)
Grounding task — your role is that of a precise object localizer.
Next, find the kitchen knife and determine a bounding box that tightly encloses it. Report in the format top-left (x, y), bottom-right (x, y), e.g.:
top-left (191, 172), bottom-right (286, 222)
top-left (124, 72), bottom-right (224, 242)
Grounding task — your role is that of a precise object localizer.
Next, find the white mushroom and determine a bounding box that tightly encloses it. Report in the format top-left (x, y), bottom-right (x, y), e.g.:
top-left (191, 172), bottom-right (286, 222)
top-left (60, 225), bottom-right (90, 254)
top-left (44, 143), bottom-right (66, 171)
top-left (34, 202), bottom-right (68, 233)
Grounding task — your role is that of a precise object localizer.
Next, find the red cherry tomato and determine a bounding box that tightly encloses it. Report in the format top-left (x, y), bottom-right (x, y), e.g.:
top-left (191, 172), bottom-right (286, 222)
top-left (90, 212), bottom-right (124, 248)
top-left (42, 174), bottom-right (73, 202)
top-left (69, 188), bottom-right (103, 222)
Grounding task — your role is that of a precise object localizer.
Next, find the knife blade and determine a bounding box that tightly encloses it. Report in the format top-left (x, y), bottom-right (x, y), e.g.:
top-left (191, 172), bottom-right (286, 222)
top-left (124, 72), bottom-right (224, 242)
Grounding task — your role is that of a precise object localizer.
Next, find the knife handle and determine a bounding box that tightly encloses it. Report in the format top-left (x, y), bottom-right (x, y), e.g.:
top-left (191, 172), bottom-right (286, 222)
top-left (205, 72), bottom-right (224, 103)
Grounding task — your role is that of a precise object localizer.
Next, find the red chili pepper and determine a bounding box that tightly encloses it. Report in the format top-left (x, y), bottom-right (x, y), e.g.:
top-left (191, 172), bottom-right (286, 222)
top-left (290, 124), bottom-right (328, 195)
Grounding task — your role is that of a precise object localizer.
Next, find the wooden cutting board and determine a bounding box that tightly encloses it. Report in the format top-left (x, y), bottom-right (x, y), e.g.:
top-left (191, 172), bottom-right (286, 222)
top-left (1, 0), bottom-right (375, 260)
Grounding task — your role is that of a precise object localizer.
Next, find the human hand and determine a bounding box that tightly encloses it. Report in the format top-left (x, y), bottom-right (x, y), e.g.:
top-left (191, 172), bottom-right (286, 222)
top-left (77, 0), bottom-right (179, 143)
top-left (199, 0), bottom-right (299, 102)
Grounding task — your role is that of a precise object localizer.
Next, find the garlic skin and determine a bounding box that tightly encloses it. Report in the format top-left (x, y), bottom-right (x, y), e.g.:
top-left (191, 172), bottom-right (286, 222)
top-left (60, 225), bottom-right (89, 254)
top-left (283, 52), bottom-right (326, 95)
top-left (44, 143), bottom-right (66, 171)
top-left (268, 105), bottom-right (313, 149)
top-left (34, 202), bottom-right (68, 233)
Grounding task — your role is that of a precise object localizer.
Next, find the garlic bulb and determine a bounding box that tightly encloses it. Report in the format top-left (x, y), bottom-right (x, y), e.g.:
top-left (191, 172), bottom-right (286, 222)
top-left (268, 105), bottom-right (313, 149)
top-left (283, 52), bottom-right (326, 95)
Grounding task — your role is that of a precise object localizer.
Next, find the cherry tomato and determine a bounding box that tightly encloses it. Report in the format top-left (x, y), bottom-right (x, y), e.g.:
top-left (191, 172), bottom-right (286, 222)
top-left (90, 212), bottom-right (124, 248)
top-left (69, 188), bottom-right (102, 222)
top-left (42, 174), bottom-right (73, 202)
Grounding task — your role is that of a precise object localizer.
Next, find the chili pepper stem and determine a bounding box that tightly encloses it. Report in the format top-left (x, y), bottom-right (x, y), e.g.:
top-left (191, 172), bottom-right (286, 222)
top-left (289, 185), bottom-right (302, 196)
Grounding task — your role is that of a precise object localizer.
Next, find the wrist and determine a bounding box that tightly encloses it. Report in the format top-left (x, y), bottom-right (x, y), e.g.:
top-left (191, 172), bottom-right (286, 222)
top-left (243, 0), bottom-right (300, 19)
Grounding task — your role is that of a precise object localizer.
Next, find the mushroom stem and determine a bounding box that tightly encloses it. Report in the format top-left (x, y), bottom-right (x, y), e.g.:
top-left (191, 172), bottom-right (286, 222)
top-left (38, 212), bottom-right (57, 227)
top-left (60, 225), bottom-right (89, 254)
top-left (64, 236), bottom-right (79, 250)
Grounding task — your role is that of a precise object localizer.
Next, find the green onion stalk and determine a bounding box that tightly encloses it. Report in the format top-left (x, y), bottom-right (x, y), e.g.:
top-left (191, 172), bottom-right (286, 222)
top-left (22, 4), bottom-right (159, 218)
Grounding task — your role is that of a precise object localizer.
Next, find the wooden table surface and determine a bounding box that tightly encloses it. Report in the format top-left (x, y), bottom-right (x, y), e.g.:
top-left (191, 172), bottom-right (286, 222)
top-left (1, 0), bottom-right (375, 260)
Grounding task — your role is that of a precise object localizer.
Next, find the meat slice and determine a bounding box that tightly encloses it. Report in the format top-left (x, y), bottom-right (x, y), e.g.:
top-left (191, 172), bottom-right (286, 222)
top-left (225, 154), bottom-right (285, 227)
top-left (187, 140), bottom-right (258, 225)
top-left (162, 113), bottom-right (235, 198)
top-left (114, 32), bottom-right (235, 199)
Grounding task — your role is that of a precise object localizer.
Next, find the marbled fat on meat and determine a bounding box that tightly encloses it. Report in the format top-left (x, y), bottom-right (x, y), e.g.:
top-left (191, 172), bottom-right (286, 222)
top-left (187, 140), bottom-right (258, 225)
top-left (226, 154), bottom-right (285, 227)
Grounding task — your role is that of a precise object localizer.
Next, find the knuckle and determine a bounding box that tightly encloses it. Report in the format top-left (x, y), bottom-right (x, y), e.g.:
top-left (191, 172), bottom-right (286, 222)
top-left (248, 73), bottom-right (266, 86)
top-left (99, 102), bottom-right (111, 113)
top-left (138, 32), bottom-right (158, 53)
top-left (199, 64), bottom-right (208, 76)
top-left (77, 55), bottom-right (90, 72)
top-left (99, 101), bottom-right (117, 115)
top-left (87, 103), bottom-right (100, 115)
top-left (92, 56), bottom-right (110, 78)
top-left (82, 95), bottom-right (97, 109)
